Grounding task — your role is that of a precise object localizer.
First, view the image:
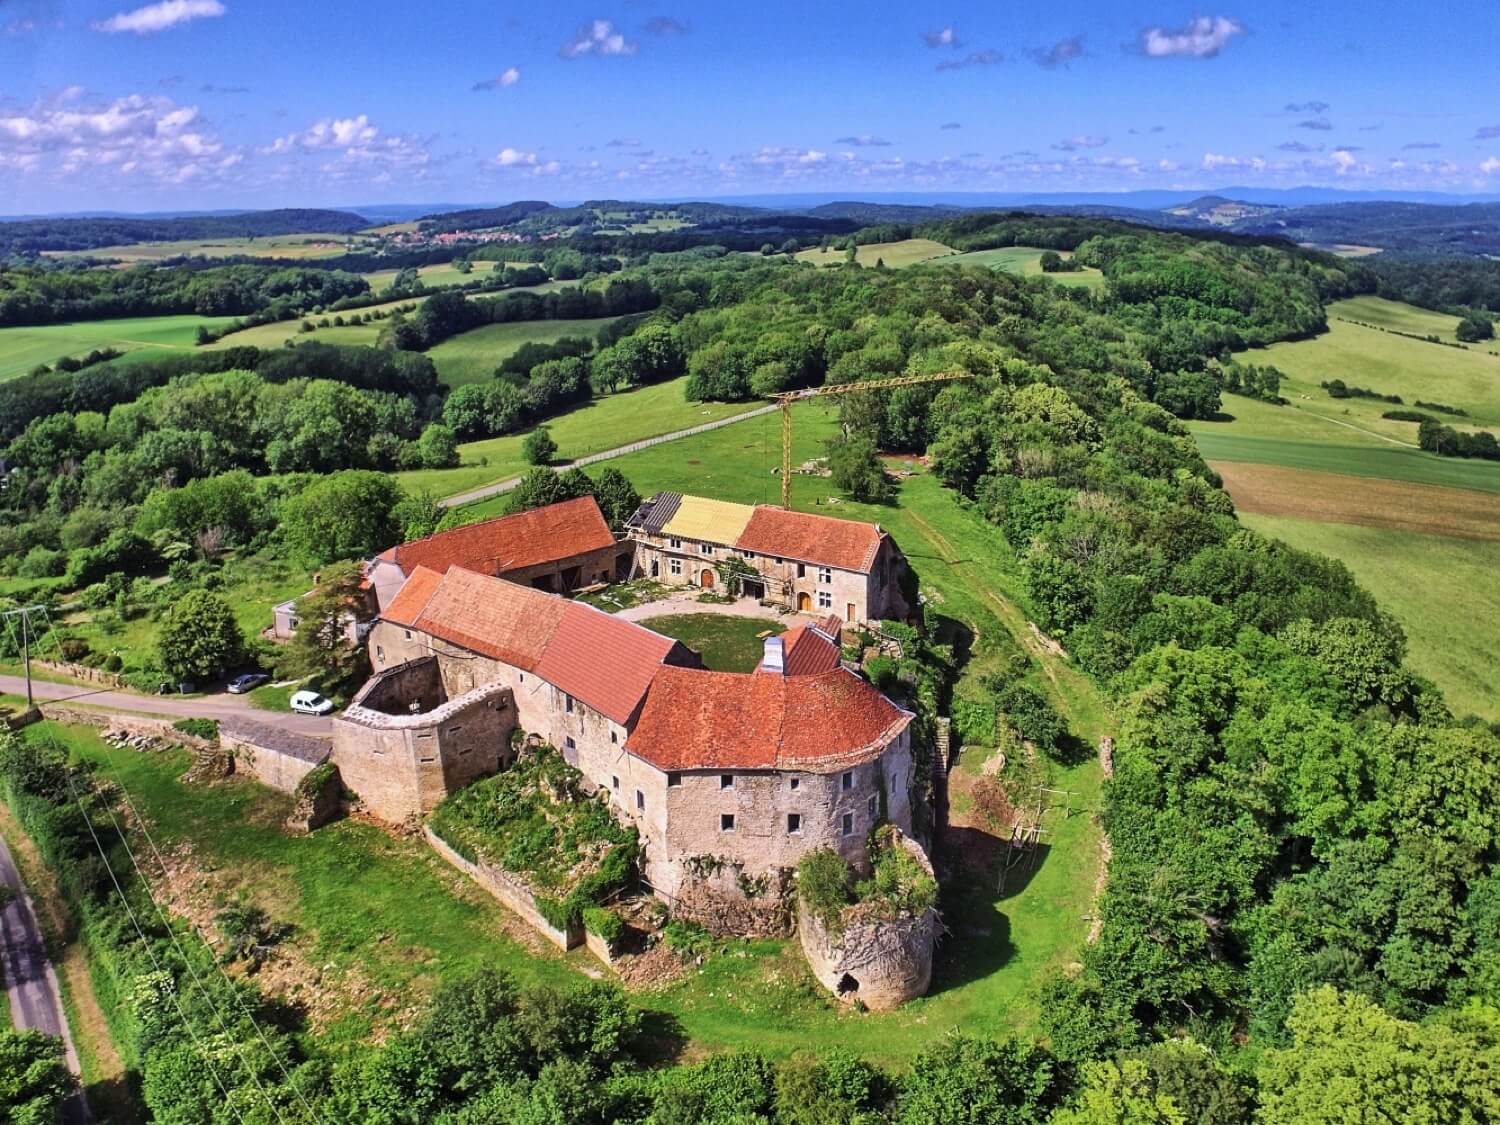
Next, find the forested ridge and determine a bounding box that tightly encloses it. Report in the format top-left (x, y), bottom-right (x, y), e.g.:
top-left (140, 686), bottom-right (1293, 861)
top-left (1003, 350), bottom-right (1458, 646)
top-left (0, 207), bottom-right (367, 256)
top-left (2, 215), bottom-right (1497, 1123)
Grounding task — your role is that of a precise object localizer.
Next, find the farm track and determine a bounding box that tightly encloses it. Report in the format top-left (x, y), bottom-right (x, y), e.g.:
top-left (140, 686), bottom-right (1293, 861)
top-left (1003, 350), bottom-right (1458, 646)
top-left (439, 403), bottom-right (779, 508)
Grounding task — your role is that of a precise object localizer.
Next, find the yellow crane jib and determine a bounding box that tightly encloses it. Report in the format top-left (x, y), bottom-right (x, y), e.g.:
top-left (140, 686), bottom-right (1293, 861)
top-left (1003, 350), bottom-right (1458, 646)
top-left (770, 371), bottom-right (975, 508)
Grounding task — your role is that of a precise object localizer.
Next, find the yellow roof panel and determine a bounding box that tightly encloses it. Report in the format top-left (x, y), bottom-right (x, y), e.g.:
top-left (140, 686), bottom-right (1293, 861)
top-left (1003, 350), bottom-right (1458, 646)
top-left (663, 495), bottom-right (755, 545)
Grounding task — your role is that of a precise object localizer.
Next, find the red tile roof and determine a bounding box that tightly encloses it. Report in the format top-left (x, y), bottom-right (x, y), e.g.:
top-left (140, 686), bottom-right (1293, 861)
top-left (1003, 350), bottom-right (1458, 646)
top-left (763, 624), bottom-right (842, 677)
top-left (628, 666), bottom-right (911, 772)
top-left (410, 566), bottom-right (568, 669)
top-left (381, 496), bottom-right (615, 578)
top-left (382, 566), bottom-right (444, 627)
top-left (734, 507), bottom-right (884, 573)
top-left (535, 602), bottom-right (690, 725)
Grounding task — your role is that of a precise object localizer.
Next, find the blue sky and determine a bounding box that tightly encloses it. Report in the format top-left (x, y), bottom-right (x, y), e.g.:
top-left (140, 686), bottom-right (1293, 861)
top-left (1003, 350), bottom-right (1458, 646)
top-left (2, 0), bottom-right (1499, 211)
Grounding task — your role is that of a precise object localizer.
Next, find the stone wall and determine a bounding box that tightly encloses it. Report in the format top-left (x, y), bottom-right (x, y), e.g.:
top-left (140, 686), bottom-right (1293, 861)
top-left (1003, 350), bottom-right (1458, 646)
top-left (670, 864), bottom-right (794, 937)
top-left (795, 832), bottom-right (940, 1010)
top-left (425, 826), bottom-right (582, 950)
top-left (219, 716), bottom-right (330, 794)
top-left (32, 660), bottom-right (126, 689)
top-left (34, 704), bottom-right (217, 751)
top-left (331, 668), bottom-right (516, 822)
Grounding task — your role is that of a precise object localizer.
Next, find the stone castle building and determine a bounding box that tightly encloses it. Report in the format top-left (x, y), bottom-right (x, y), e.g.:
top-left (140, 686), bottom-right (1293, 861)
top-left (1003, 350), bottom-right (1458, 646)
top-left (329, 494), bottom-right (936, 1002)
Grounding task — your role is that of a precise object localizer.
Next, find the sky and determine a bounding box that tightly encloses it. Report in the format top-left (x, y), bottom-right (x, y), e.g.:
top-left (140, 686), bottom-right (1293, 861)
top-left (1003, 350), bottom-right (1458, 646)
top-left (2, 0), bottom-right (1500, 213)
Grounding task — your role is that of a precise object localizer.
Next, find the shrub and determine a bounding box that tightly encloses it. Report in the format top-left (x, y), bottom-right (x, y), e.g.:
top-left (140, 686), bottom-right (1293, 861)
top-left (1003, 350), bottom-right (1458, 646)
top-left (57, 637), bottom-right (90, 663)
top-left (663, 919), bottom-right (714, 958)
top-left (16, 546), bottom-right (65, 578)
top-left (102, 654), bottom-right (123, 673)
top-left (797, 849), bottom-right (853, 930)
top-left (522, 426), bottom-right (558, 466)
top-left (583, 906), bottom-right (624, 945)
top-left (171, 717), bottom-right (219, 741)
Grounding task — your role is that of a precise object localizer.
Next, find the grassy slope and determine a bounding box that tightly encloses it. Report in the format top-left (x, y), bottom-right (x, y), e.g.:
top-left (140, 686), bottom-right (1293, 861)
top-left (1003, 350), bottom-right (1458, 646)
top-left (938, 247), bottom-right (1105, 289)
top-left (1240, 514), bottom-right (1500, 722)
top-left (43, 233), bottom-right (357, 263)
top-left (395, 376), bottom-right (752, 499)
top-left (427, 314), bottom-right (624, 387)
top-left (1195, 430), bottom-right (1500, 493)
top-left (794, 239), bottom-right (957, 269)
top-left (636, 614), bottom-right (784, 672)
top-left (0, 313), bottom-right (239, 381)
top-left (1330, 295), bottom-right (1500, 357)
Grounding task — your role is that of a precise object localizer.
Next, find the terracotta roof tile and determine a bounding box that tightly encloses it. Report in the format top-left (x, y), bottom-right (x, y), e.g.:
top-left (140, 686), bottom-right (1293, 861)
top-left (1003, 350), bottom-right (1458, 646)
top-left (387, 497), bottom-right (615, 578)
top-left (411, 567), bottom-right (568, 670)
top-left (734, 507), bottom-right (884, 573)
top-left (762, 624), bottom-right (842, 677)
top-left (382, 566), bottom-right (444, 627)
top-left (629, 666), bottom-right (911, 772)
top-left (534, 603), bottom-right (689, 725)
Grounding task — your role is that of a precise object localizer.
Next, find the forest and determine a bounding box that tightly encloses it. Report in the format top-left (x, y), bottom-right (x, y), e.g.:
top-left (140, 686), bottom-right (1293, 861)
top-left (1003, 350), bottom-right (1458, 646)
top-left (2, 213), bottom-right (1498, 1123)
top-left (0, 207), bottom-right (367, 256)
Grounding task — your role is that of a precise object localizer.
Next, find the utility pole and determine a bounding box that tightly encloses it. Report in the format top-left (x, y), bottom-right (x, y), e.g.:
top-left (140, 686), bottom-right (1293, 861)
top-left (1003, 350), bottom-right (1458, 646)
top-left (1, 605), bottom-right (47, 711)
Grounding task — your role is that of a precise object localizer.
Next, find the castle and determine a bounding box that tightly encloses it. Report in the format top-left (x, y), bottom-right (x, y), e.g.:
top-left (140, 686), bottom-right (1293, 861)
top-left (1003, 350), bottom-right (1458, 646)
top-left (328, 494), bottom-right (936, 1004)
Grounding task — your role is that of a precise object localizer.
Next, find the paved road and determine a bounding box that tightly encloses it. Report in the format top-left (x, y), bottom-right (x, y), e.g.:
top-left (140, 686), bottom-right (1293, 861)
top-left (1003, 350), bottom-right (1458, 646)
top-left (0, 676), bottom-right (332, 737)
top-left (439, 403), bottom-right (779, 508)
top-left (0, 836), bottom-right (90, 1123)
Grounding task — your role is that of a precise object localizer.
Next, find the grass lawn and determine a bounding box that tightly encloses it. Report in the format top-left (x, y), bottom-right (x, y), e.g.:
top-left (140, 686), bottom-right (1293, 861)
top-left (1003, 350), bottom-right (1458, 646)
top-left (395, 376), bottom-right (753, 499)
top-left (0, 313), bottom-right (240, 382)
top-left (427, 315), bottom-right (625, 387)
top-left (794, 239), bottom-right (957, 269)
top-left (1239, 514), bottom-right (1500, 722)
top-left (638, 614), bottom-right (784, 672)
top-left (937, 247), bottom-right (1106, 289)
top-left (1193, 431), bottom-right (1500, 493)
top-left (28, 721), bottom-right (583, 1051)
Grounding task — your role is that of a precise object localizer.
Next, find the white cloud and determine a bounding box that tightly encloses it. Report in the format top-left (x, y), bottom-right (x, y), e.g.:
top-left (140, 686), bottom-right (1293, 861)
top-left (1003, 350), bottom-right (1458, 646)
top-left (922, 25), bottom-right (961, 48)
top-left (472, 67), bottom-right (521, 91)
top-left (93, 0), bottom-right (225, 35)
top-left (1140, 16), bottom-right (1244, 58)
top-left (1331, 148), bottom-right (1359, 173)
top-left (1480, 156), bottom-right (1500, 175)
top-left (560, 20), bottom-right (638, 59)
top-left (265, 114), bottom-right (378, 153)
top-left (1053, 135), bottom-right (1108, 151)
top-left (1201, 151), bottom-right (1265, 171)
top-left (495, 147), bottom-right (538, 166)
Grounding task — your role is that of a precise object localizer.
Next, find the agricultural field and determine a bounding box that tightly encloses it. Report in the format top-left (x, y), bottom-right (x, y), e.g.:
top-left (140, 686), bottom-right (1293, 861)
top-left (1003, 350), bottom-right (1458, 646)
top-left (938, 246), bottom-right (1106, 288)
top-left (359, 260), bottom-right (557, 292)
top-left (1238, 515), bottom-right (1500, 722)
top-left (1192, 295), bottom-right (1500, 723)
top-left (0, 312), bottom-right (239, 381)
top-left (394, 375), bottom-right (755, 499)
top-left (794, 238), bottom-right (956, 269)
top-left (427, 314), bottom-right (624, 386)
top-left (43, 231), bottom-right (360, 263)
top-left (202, 296), bottom-right (423, 351)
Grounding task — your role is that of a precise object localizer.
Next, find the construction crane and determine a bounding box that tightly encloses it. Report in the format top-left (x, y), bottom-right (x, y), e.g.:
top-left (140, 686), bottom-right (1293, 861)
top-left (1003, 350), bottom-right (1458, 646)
top-left (771, 371), bottom-right (974, 508)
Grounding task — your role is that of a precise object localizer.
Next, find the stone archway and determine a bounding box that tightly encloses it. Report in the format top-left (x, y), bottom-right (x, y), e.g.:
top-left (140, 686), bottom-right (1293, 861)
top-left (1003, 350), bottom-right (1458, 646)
top-left (700, 569), bottom-right (716, 589)
top-left (797, 591), bottom-right (812, 611)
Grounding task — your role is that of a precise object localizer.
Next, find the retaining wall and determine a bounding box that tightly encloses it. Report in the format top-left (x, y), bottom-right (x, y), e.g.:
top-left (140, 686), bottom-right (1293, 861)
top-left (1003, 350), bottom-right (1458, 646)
top-left (424, 827), bottom-right (582, 951)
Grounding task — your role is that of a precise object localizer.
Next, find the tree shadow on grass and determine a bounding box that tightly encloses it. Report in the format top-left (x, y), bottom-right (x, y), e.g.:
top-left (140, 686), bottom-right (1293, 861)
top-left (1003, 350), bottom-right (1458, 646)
top-left (633, 1007), bottom-right (689, 1068)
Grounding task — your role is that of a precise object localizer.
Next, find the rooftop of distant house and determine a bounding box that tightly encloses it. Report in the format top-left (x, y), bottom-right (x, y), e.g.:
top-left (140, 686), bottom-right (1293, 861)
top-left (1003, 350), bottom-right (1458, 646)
top-left (627, 492), bottom-right (888, 573)
top-left (377, 496), bottom-right (616, 579)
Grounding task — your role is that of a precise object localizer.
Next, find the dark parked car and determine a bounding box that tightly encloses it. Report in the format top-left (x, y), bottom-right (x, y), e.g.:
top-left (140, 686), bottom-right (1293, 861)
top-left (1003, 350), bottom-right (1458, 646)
top-left (227, 673), bottom-right (269, 694)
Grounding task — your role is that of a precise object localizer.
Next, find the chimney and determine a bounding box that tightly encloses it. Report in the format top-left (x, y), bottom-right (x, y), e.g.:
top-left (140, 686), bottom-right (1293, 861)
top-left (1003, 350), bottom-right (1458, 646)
top-left (762, 635), bottom-right (785, 675)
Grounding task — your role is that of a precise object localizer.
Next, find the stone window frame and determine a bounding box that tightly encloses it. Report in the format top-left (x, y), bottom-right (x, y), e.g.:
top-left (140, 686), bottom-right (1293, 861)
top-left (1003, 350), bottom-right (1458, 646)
top-left (612, 774), bottom-right (620, 790)
top-left (841, 769), bottom-right (853, 791)
top-left (720, 773), bottom-right (734, 789)
top-left (787, 812), bottom-right (802, 834)
top-left (867, 793), bottom-right (878, 819)
top-left (376, 644), bottom-right (385, 662)
top-left (669, 536), bottom-right (683, 549)
top-left (720, 812), bottom-right (736, 832)
top-left (565, 735), bottom-right (576, 751)
top-left (841, 812), bottom-right (854, 837)
top-left (818, 590), bottom-right (833, 610)
top-left (817, 566), bottom-right (832, 585)
top-left (636, 789), bottom-right (645, 812)
top-left (789, 776), bottom-right (800, 791)
top-left (565, 694), bottom-right (575, 714)
top-left (699, 542), bottom-right (714, 556)
top-left (669, 558), bottom-right (682, 576)
top-left (667, 771), bottom-right (682, 787)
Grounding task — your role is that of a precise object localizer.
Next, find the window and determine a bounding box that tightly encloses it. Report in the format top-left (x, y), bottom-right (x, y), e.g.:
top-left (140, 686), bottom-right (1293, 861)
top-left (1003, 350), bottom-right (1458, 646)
top-left (565, 694), bottom-right (574, 714)
top-left (669, 558), bottom-right (682, 576)
top-left (739, 549), bottom-right (755, 559)
top-left (868, 794), bottom-right (878, 819)
top-left (699, 542), bottom-right (713, 555)
top-left (721, 813), bottom-right (736, 832)
top-left (789, 777), bottom-right (799, 791)
top-left (669, 536), bottom-right (682, 549)
top-left (818, 567), bottom-right (832, 585)
top-left (518, 672), bottom-right (524, 682)
top-left (636, 789), bottom-right (645, 812)
top-left (403, 629), bottom-right (412, 640)
top-left (564, 736), bottom-right (576, 751)
top-left (818, 590), bottom-right (833, 610)
top-left (611, 775), bottom-right (619, 790)
top-left (667, 771), bottom-right (682, 788)
top-left (841, 770), bottom-right (853, 791)
top-left (787, 813), bottom-right (802, 834)
top-left (720, 774), bottom-right (734, 789)
top-left (376, 644), bottom-right (385, 662)
top-left (797, 563), bottom-right (806, 578)
top-left (841, 813), bottom-right (854, 837)
top-left (610, 731), bottom-right (618, 744)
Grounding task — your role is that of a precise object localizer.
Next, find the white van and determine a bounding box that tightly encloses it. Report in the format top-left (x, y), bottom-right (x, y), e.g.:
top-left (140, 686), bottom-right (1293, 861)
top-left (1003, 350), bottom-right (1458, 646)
top-left (289, 690), bottom-right (335, 716)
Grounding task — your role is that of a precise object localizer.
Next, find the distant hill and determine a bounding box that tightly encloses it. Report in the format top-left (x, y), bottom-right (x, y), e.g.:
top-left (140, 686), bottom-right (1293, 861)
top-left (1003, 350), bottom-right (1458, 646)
top-left (417, 200), bottom-right (556, 232)
top-left (1226, 201), bottom-right (1500, 256)
top-left (1164, 195), bottom-right (1282, 226)
top-left (0, 208), bottom-right (369, 256)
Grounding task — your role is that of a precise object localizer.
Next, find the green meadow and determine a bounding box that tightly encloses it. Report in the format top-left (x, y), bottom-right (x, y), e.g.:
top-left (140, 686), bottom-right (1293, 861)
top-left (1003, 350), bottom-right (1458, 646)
top-left (0, 313), bottom-right (239, 381)
top-left (427, 314), bottom-right (624, 387)
top-left (937, 246), bottom-right (1106, 288)
top-left (44, 232), bottom-right (357, 263)
top-left (795, 238), bottom-right (957, 269)
top-left (395, 376), bottom-right (754, 499)
top-left (203, 295), bottom-right (423, 351)
top-left (1330, 294), bottom-right (1500, 356)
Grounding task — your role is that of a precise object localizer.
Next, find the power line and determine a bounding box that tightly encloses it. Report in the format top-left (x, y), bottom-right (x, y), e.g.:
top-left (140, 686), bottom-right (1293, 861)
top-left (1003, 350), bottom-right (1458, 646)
top-left (33, 611), bottom-right (318, 1124)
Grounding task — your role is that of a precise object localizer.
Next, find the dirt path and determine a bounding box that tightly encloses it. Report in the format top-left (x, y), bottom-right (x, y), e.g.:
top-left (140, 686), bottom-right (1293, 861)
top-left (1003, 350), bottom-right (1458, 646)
top-left (0, 675), bottom-right (332, 736)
